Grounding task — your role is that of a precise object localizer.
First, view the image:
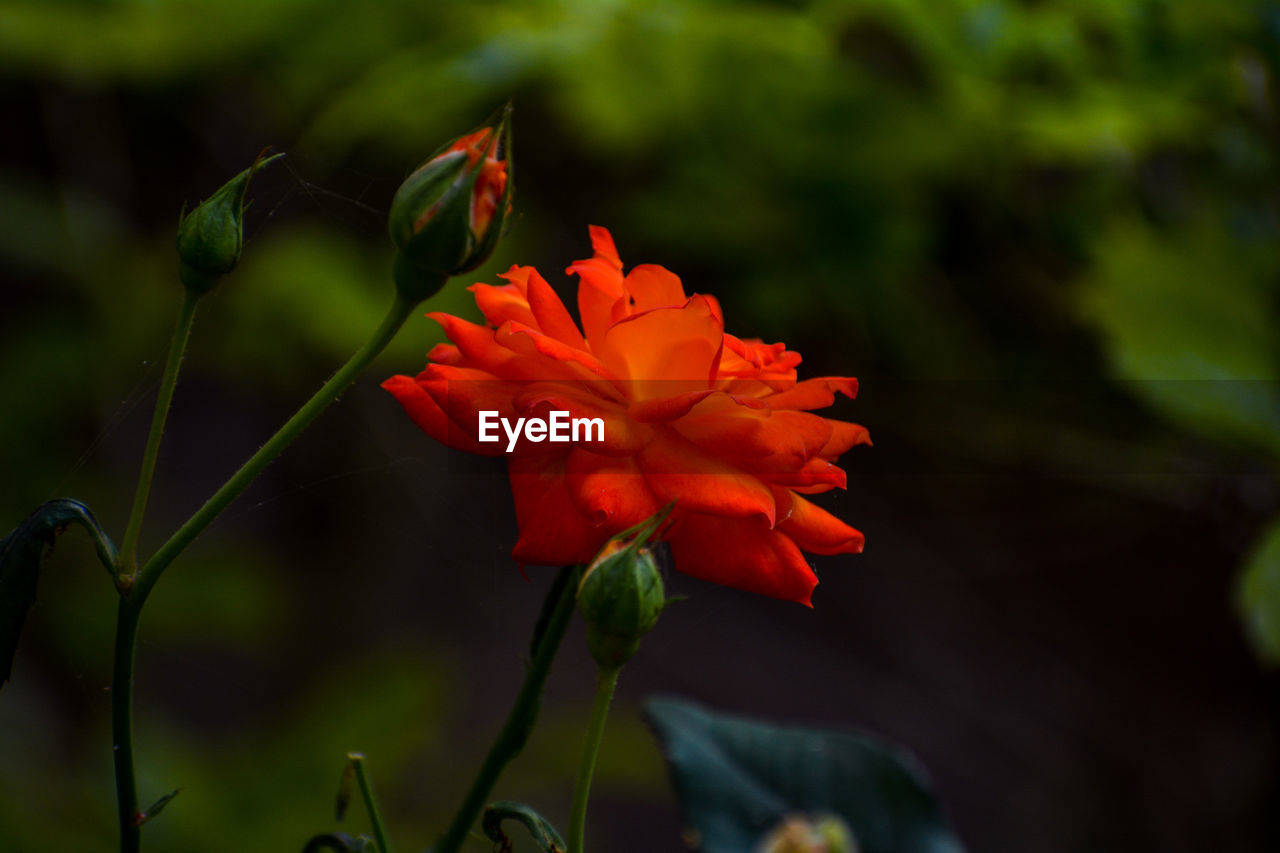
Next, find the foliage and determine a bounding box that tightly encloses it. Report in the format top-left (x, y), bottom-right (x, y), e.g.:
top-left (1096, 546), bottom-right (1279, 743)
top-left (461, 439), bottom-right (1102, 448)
top-left (646, 698), bottom-right (964, 853)
top-left (1, 0), bottom-right (1278, 849)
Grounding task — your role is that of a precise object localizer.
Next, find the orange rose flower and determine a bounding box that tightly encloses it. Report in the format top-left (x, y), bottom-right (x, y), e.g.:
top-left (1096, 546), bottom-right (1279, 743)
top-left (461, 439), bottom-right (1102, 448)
top-left (382, 227), bottom-right (868, 604)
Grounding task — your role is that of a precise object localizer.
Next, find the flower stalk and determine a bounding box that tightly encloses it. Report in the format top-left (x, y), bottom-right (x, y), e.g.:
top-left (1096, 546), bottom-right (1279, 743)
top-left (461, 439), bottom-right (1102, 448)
top-left (110, 595), bottom-right (143, 852)
top-left (432, 564), bottom-right (580, 853)
top-left (348, 753), bottom-right (392, 853)
top-left (117, 289), bottom-right (200, 584)
top-left (567, 664), bottom-right (621, 853)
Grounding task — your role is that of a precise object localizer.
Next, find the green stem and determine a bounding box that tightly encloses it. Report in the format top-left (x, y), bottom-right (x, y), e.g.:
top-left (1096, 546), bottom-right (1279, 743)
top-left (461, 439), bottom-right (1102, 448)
top-left (118, 290), bottom-right (200, 581)
top-left (110, 290), bottom-right (419, 852)
top-left (349, 753), bottom-right (392, 853)
top-left (567, 666), bottom-right (620, 853)
top-left (434, 565), bottom-right (580, 853)
top-left (129, 290), bottom-right (417, 607)
top-left (111, 596), bottom-right (143, 853)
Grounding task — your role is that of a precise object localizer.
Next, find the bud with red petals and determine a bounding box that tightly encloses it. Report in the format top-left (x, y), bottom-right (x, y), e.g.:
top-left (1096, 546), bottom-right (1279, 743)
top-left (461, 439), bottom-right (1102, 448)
top-left (389, 106), bottom-right (513, 301)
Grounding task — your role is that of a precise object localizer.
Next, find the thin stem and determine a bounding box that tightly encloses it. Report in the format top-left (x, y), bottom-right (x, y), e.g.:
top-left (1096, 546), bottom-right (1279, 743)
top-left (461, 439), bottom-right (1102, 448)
top-left (110, 290), bottom-right (419, 852)
top-left (118, 290), bottom-right (200, 581)
top-left (129, 290), bottom-right (417, 607)
top-left (111, 596), bottom-right (143, 853)
top-left (349, 753), bottom-right (392, 853)
top-left (434, 566), bottom-right (580, 853)
top-left (567, 666), bottom-right (620, 853)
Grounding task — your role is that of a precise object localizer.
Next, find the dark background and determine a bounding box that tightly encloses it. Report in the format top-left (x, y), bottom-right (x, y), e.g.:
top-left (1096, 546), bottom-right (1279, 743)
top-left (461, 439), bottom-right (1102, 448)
top-left (2, 1), bottom-right (1279, 850)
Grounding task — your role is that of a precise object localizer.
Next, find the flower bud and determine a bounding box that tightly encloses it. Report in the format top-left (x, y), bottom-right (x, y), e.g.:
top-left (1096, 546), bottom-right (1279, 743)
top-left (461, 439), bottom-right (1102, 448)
top-left (389, 106), bottom-right (513, 301)
top-left (757, 814), bottom-right (857, 853)
top-left (176, 151), bottom-right (283, 294)
top-left (577, 527), bottom-right (666, 669)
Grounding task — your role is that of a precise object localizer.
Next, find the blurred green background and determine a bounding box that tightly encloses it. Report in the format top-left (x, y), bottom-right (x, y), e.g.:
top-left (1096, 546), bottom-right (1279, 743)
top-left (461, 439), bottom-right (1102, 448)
top-left (2, 0), bottom-right (1280, 850)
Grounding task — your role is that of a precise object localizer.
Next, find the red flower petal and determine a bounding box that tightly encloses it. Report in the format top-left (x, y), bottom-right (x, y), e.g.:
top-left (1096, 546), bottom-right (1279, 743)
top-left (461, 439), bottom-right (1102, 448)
top-left (627, 388), bottom-right (719, 423)
top-left (598, 298), bottom-right (723, 389)
top-left (509, 452), bottom-right (607, 566)
top-left (666, 512), bottom-right (818, 605)
top-left (381, 373), bottom-right (502, 456)
top-left (427, 312), bottom-right (519, 376)
top-left (414, 364), bottom-right (544, 455)
top-left (426, 343), bottom-right (462, 365)
top-left (676, 401), bottom-right (833, 463)
top-left (763, 377), bottom-right (859, 410)
top-left (565, 448), bottom-right (663, 529)
top-left (819, 420), bottom-right (872, 457)
top-left (625, 264), bottom-right (687, 312)
top-left (568, 227), bottom-right (626, 352)
top-left (587, 224), bottom-right (623, 271)
top-left (757, 457), bottom-right (847, 492)
top-left (505, 265), bottom-right (588, 350)
top-left (775, 489), bottom-right (865, 555)
top-left (639, 430), bottom-right (776, 525)
top-left (469, 281), bottom-right (537, 329)
top-left (496, 321), bottom-right (613, 381)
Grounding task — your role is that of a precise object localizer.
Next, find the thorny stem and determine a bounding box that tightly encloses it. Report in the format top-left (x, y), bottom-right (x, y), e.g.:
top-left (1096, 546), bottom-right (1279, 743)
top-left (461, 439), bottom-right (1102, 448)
top-left (433, 565), bottom-right (581, 853)
top-left (111, 291), bottom-right (419, 852)
top-left (111, 596), bottom-right (143, 852)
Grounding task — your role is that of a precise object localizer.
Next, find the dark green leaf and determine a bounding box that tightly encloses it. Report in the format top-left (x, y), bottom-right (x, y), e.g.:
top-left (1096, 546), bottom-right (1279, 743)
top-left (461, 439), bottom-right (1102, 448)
top-left (482, 800), bottom-right (566, 853)
top-left (645, 697), bottom-right (964, 853)
top-left (0, 498), bottom-right (118, 686)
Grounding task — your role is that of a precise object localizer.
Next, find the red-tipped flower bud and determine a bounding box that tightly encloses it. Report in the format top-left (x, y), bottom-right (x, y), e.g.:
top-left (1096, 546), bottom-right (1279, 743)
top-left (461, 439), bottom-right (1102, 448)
top-left (176, 151), bottom-right (283, 294)
top-left (757, 814), bottom-right (857, 853)
top-left (389, 107), bottom-right (513, 301)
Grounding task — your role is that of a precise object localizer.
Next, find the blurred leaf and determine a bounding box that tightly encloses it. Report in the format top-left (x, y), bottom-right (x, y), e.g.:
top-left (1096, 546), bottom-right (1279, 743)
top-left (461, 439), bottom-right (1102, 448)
top-left (1236, 517), bottom-right (1280, 665)
top-left (644, 698), bottom-right (964, 853)
top-left (0, 499), bottom-right (117, 686)
top-left (1079, 221), bottom-right (1280, 459)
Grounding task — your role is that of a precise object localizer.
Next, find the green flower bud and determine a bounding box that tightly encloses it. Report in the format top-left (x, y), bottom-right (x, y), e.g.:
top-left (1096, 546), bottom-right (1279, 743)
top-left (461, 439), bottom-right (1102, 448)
top-left (577, 531), bottom-right (666, 669)
top-left (389, 106), bottom-right (513, 302)
top-left (175, 150), bottom-right (283, 294)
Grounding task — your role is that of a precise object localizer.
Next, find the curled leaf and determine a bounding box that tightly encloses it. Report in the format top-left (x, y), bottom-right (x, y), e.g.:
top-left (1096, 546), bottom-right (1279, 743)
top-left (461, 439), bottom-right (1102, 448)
top-left (482, 801), bottom-right (566, 853)
top-left (0, 499), bottom-right (118, 687)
